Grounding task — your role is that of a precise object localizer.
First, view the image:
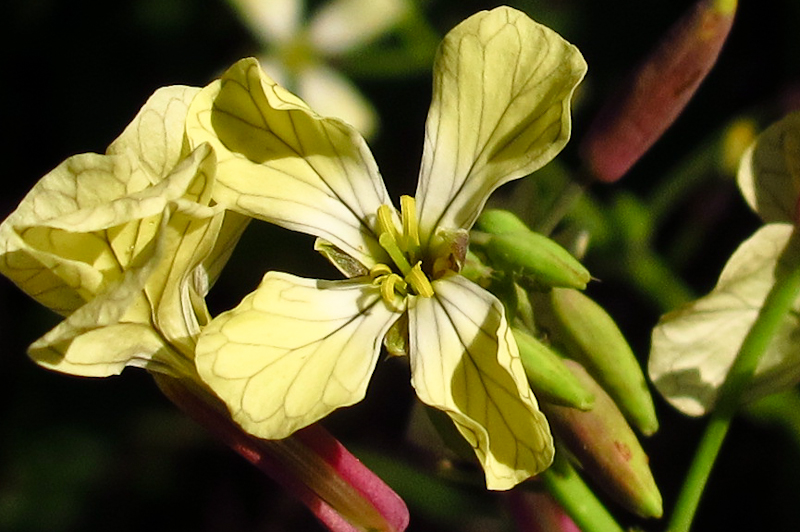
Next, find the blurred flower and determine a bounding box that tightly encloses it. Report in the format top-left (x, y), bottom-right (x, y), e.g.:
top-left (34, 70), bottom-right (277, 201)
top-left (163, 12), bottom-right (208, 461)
top-left (227, 0), bottom-right (410, 137)
top-left (186, 6), bottom-right (587, 490)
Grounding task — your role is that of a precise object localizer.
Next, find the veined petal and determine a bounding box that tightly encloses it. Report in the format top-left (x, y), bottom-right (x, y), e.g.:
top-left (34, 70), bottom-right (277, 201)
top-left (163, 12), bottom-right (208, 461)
top-left (738, 111), bottom-right (800, 224)
top-left (186, 58), bottom-right (392, 268)
top-left (0, 144), bottom-right (213, 316)
top-left (28, 212), bottom-right (180, 377)
top-left (107, 85), bottom-right (201, 183)
top-left (408, 274), bottom-right (554, 489)
top-left (415, 7), bottom-right (586, 240)
top-left (196, 271), bottom-right (401, 439)
top-left (26, 147), bottom-right (226, 377)
top-left (309, 0), bottom-right (409, 55)
top-left (649, 224), bottom-right (800, 416)
top-left (0, 86), bottom-right (209, 315)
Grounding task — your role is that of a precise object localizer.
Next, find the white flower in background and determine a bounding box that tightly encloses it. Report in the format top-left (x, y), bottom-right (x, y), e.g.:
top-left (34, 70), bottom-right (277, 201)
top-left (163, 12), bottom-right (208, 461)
top-left (228, 0), bottom-right (410, 137)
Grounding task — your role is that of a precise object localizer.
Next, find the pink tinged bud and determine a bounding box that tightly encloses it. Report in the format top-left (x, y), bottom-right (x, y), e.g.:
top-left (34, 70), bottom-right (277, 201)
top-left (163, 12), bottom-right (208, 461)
top-left (581, 0), bottom-right (737, 183)
top-left (542, 361), bottom-right (662, 519)
top-left (156, 376), bottom-right (409, 532)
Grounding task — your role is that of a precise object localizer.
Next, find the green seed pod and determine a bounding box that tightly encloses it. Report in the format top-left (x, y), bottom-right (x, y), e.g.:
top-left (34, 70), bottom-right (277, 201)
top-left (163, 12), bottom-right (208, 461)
top-left (545, 288), bottom-right (659, 435)
top-left (513, 327), bottom-right (595, 411)
top-left (543, 361), bottom-right (663, 519)
top-left (484, 232), bottom-right (591, 290)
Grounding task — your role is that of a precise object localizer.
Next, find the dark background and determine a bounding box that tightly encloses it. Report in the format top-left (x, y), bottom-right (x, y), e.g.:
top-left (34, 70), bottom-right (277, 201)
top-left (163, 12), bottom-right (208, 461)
top-left (2, 0), bottom-right (799, 530)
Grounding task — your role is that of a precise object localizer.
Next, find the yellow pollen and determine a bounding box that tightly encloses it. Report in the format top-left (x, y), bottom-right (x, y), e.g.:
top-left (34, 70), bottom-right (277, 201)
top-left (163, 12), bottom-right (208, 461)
top-left (369, 263), bottom-right (392, 281)
top-left (377, 204), bottom-right (401, 244)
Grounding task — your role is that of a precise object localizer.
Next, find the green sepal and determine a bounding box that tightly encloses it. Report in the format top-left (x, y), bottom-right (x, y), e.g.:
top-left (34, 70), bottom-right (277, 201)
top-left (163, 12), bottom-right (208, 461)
top-left (541, 288), bottom-right (658, 435)
top-left (514, 327), bottom-right (595, 410)
top-left (314, 238), bottom-right (370, 278)
top-left (543, 361), bottom-right (662, 519)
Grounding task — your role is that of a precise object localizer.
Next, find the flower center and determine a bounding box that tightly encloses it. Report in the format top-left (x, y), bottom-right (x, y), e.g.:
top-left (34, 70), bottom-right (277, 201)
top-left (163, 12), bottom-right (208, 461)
top-left (370, 196), bottom-right (435, 308)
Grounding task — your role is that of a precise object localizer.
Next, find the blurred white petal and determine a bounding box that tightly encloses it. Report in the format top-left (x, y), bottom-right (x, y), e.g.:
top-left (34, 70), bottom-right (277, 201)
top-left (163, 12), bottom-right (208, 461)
top-left (309, 0), bottom-right (408, 54)
top-left (298, 63), bottom-right (378, 138)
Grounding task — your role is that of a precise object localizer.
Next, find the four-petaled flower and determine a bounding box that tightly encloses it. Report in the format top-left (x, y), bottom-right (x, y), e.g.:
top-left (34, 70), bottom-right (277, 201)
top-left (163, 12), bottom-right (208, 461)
top-left (187, 7), bottom-right (586, 489)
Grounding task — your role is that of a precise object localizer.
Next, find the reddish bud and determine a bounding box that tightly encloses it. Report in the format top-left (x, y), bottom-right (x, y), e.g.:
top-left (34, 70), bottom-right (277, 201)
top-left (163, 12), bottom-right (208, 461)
top-left (582, 0), bottom-right (737, 182)
top-left (156, 375), bottom-right (409, 532)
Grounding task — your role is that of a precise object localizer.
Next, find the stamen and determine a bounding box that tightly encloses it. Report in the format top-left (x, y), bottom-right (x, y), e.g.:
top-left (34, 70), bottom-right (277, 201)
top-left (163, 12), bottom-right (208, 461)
top-left (369, 263), bottom-right (392, 281)
top-left (379, 232), bottom-right (412, 275)
top-left (400, 195), bottom-right (421, 262)
top-left (377, 204), bottom-right (401, 243)
top-left (405, 261), bottom-right (434, 298)
top-left (380, 273), bottom-right (407, 310)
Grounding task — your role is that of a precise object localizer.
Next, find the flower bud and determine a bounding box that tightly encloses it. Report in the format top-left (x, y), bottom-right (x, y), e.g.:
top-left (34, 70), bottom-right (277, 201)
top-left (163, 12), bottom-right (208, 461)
top-left (475, 222), bottom-right (590, 290)
top-left (581, 0), bottom-right (737, 182)
top-left (476, 208), bottom-right (532, 235)
top-left (513, 327), bottom-right (595, 411)
top-left (474, 210), bottom-right (590, 290)
top-left (542, 288), bottom-right (659, 435)
top-left (542, 361), bottom-right (662, 519)
top-left (156, 375), bottom-right (410, 532)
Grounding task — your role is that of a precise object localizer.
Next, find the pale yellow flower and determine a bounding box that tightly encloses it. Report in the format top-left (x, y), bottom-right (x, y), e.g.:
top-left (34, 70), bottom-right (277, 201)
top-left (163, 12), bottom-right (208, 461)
top-left (187, 7), bottom-right (586, 489)
top-left (0, 87), bottom-right (246, 377)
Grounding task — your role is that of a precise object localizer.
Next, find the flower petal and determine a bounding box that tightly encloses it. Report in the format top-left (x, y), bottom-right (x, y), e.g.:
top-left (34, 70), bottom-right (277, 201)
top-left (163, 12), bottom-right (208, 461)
top-left (196, 271), bottom-right (401, 439)
top-left (26, 146), bottom-right (226, 377)
top-left (309, 0), bottom-right (409, 55)
top-left (186, 58), bottom-right (392, 268)
top-left (107, 85), bottom-right (201, 183)
top-left (0, 86), bottom-right (205, 315)
top-left (415, 7), bottom-right (586, 239)
top-left (649, 224), bottom-right (800, 416)
top-left (228, 0), bottom-right (303, 45)
top-left (27, 230), bottom-right (178, 377)
top-left (408, 274), bottom-right (554, 489)
top-left (738, 111), bottom-right (800, 224)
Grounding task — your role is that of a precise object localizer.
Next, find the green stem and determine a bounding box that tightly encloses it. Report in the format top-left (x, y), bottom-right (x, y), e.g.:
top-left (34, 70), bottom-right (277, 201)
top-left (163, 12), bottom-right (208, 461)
top-left (540, 452), bottom-right (625, 532)
top-left (628, 250), bottom-right (696, 312)
top-left (667, 229), bottom-right (800, 532)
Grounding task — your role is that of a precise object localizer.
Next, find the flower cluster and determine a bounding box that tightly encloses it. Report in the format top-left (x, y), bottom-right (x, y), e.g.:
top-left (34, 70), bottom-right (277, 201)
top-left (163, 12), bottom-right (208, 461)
top-left (1, 4), bottom-right (591, 520)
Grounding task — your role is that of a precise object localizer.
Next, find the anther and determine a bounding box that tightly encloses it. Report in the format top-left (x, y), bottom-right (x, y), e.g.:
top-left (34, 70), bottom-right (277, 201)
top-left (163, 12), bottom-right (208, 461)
top-left (400, 195), bottom-right (421, 261)
top-left (405, 262), bottom-right (434, 298)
